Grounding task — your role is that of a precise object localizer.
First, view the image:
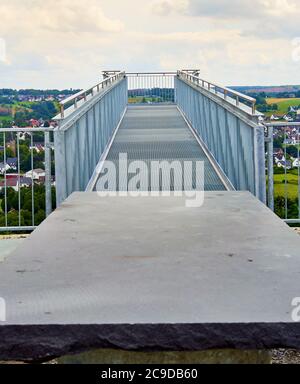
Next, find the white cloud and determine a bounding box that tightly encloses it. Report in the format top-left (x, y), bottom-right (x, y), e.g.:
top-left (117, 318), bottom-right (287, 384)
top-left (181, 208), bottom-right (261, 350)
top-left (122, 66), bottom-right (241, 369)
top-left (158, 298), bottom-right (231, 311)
top-left (188, 0), bottom-right (298, 19)
top-left (0, 0), bottom-right (123, 35)
top-left (151, 0), bottom-right (188, 15)
top-left (0, 0), bottom-right (299, 88)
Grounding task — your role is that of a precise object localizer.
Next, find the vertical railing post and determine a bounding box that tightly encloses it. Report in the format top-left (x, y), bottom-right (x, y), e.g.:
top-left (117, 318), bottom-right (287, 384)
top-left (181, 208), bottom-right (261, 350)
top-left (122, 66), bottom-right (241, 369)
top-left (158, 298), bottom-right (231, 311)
top-left (44, 131), bottom-right (52, 216)
top-left (54, 127), bottom-right (67, 206)
top-left (267, 125), bottom-right (274, 211)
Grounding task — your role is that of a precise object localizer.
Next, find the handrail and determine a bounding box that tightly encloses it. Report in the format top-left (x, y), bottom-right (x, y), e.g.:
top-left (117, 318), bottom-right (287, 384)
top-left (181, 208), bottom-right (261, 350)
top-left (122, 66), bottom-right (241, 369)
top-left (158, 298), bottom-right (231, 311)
top-left (178, 70), bottom-right (257, 115)
top-left (0, 127), bottom-right (54, 132)
top-left (59, 71), bottom-right (126, 118)
top-left (264, 122), bottom-right (300, 127)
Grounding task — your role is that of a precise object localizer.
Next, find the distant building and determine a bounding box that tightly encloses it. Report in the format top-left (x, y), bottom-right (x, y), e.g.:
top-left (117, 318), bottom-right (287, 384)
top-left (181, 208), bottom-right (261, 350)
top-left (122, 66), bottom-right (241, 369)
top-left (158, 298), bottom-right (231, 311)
top-left (29, 119), bottom-right (40, 128)
top-left (277, 160), bottom-right (292, 170)
top-left (25, 168), bottom-right (46, 180)
top-left (7, 157), bottom-right (18, 170)
top-left (0, 178), bottom-right (18, 191)
top-left (30, 143), bottom-right (45, 153)
top-left (274, 153), bottom-right (286, 164)
top-left (288, 106), bottom-right (297, 113)
top-left (20, 177), bottom-right (33, 187)
top-left (6, 174), bottom-right (19, 180)
top-left (270, 115), bottom-right (280, 121)
top-left (293, 158), bottom-right (300, 168)
top-left (274, 148), bottom-right (284, 156)
top-left (0, 162), bottom-right (10, 174)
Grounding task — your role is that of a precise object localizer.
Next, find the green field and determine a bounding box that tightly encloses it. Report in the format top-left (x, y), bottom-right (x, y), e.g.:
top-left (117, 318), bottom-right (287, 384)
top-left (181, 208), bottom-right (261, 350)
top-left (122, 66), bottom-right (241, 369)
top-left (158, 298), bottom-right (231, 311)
top-left (0, 116), bottom-right (12, 125)
top-left (265, 97), bottom-right (300, 116)
top-left (128, 96), bottom-right (164, 104)
top-left (273, 173), bottom-right (299, 199)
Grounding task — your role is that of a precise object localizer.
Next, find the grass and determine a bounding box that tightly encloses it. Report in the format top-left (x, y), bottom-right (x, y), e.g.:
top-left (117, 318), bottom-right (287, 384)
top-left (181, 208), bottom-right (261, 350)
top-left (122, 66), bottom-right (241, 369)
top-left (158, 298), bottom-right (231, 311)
top-left (0, 116), bottom-right (12, 125)
top-left (128, 96), bottom-right (165, 104)
top-left (265, 97), bottom-right (300, 115)
top-left (273, 173), bottom-right (299, 199)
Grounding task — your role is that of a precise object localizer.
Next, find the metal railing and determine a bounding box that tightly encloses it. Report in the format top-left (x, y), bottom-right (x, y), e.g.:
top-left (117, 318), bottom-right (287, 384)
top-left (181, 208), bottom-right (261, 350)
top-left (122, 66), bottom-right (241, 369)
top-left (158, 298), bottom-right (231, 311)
top-left (2, 69), bottom-right (298, 231)
top-left (54, 71), bottom-right (128, 205)
top-left (0, 71), bottom-right (127, 231)
top-left (127, 72), bottom-right (176, 104)
top-left (265, 122), bottom-right (300, 224)
top-left (177, 70), bottom-right (257, 116)
top-left (59, 71), bottom-right (126, 118)
top-left (0, 127), bottom-right (54, 232)
top-left (175, 73), bottom-right (266, 203)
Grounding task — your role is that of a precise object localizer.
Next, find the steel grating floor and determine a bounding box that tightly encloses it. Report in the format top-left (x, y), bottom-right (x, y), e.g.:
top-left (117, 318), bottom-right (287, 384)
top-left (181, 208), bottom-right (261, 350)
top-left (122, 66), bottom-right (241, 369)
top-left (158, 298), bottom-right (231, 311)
top-left (95, 105), bottom-right (226, 191)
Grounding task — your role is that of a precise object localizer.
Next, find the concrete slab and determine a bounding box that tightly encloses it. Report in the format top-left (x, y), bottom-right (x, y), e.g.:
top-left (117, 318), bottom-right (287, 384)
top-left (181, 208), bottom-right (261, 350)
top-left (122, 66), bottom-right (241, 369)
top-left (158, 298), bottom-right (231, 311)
top-left (0, 191), bottom-right (299, 361)
top-left (0, 238), bottom-right (25, 263)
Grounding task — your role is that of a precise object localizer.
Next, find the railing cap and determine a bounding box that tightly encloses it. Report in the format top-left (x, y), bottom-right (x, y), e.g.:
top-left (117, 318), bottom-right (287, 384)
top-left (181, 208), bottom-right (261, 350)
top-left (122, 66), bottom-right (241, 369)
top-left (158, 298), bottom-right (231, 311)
top-left (56, 71), bottom-right (126, 120)
top-left (178, 70), bottom-right (256, 104)
top-left (60, 71), bottom-right (125, 107)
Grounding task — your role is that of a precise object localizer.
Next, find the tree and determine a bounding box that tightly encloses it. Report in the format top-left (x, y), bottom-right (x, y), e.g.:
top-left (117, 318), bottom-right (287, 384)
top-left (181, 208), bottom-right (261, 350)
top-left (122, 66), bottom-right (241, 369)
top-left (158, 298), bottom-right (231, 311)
top-left (286, 145), bottom-right (298, 158)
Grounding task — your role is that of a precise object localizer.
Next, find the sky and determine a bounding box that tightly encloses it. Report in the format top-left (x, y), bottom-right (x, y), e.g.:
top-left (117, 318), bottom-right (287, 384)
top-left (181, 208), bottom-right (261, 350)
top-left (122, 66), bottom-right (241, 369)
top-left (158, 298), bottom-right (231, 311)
top-left (0, 0), bottom-right (299, 89)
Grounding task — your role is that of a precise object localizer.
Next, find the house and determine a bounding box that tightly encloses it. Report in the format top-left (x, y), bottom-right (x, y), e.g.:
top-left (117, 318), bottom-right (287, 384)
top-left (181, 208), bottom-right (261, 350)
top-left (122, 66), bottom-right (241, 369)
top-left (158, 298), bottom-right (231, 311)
top-left (0, 162), bottom-right (10, 175)
top-left (25, 168), bottom-right (46, 180)
top-left (6, 174), bottom-right (19, 180)
top-left (277, 160), bottom-right (292, 170)
top-left (293, 158), bottom-right (300, 168)
top-left (274, 148), bottom-right (284, 156)
top-left (274, 153), bottom-right (285, 163)
top-left (270, 115), bottom-right (280, 121)
top-left (0, 178), bottom-right (19, 192)
top-left (283, 115), bottom-right (294, 122)
top-left (292, 137), bottom-right (300, 145)
top-left (30, 143), bottom-right (45, 153)
top-left (7, 157), bottom-right (18, 170)
top-left (29, 119), bottom-right (40, 128)
top-left (288, 106), bottom-right (297, 113)
top-left (20, 177), bottom-right (33, 187)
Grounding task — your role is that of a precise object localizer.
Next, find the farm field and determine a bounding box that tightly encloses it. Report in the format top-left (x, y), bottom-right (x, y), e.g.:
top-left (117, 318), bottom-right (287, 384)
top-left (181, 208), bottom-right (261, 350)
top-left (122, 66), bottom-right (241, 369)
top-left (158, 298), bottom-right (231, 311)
top-left (266, 97), bottom-right (300, 114)
top-left (273, 173), bottom-right (299, 199)
top-left (128, 96), bottom-right (165, 104)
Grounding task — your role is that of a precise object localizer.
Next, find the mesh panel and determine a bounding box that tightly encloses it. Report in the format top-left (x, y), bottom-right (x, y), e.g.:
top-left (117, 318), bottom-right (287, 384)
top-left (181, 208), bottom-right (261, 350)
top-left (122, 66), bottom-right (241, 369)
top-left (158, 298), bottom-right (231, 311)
top-left (96, 105), bottom-right (226, 192)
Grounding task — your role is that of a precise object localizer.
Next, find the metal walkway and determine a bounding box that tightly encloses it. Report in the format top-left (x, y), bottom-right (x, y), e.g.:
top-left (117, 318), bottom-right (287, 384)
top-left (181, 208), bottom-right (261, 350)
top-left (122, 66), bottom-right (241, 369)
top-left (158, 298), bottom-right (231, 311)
top-left (95, 105), bottom-right (227, 191)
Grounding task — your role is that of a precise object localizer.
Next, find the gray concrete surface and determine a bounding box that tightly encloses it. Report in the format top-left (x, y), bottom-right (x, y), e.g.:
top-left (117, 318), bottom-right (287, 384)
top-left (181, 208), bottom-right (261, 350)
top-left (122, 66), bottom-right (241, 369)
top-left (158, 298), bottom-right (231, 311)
top-left (0, 239), bottom-right (25, 263)
top-left (0, 191), bottom-right (299, 361)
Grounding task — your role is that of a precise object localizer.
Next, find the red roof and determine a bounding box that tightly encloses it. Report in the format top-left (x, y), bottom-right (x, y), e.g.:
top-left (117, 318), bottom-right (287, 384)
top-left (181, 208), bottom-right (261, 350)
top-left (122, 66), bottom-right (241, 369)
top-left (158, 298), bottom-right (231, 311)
top-left (0, 179), bottom-right (18, 187)
top-left (6, 174), bottom-right (19, 180)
